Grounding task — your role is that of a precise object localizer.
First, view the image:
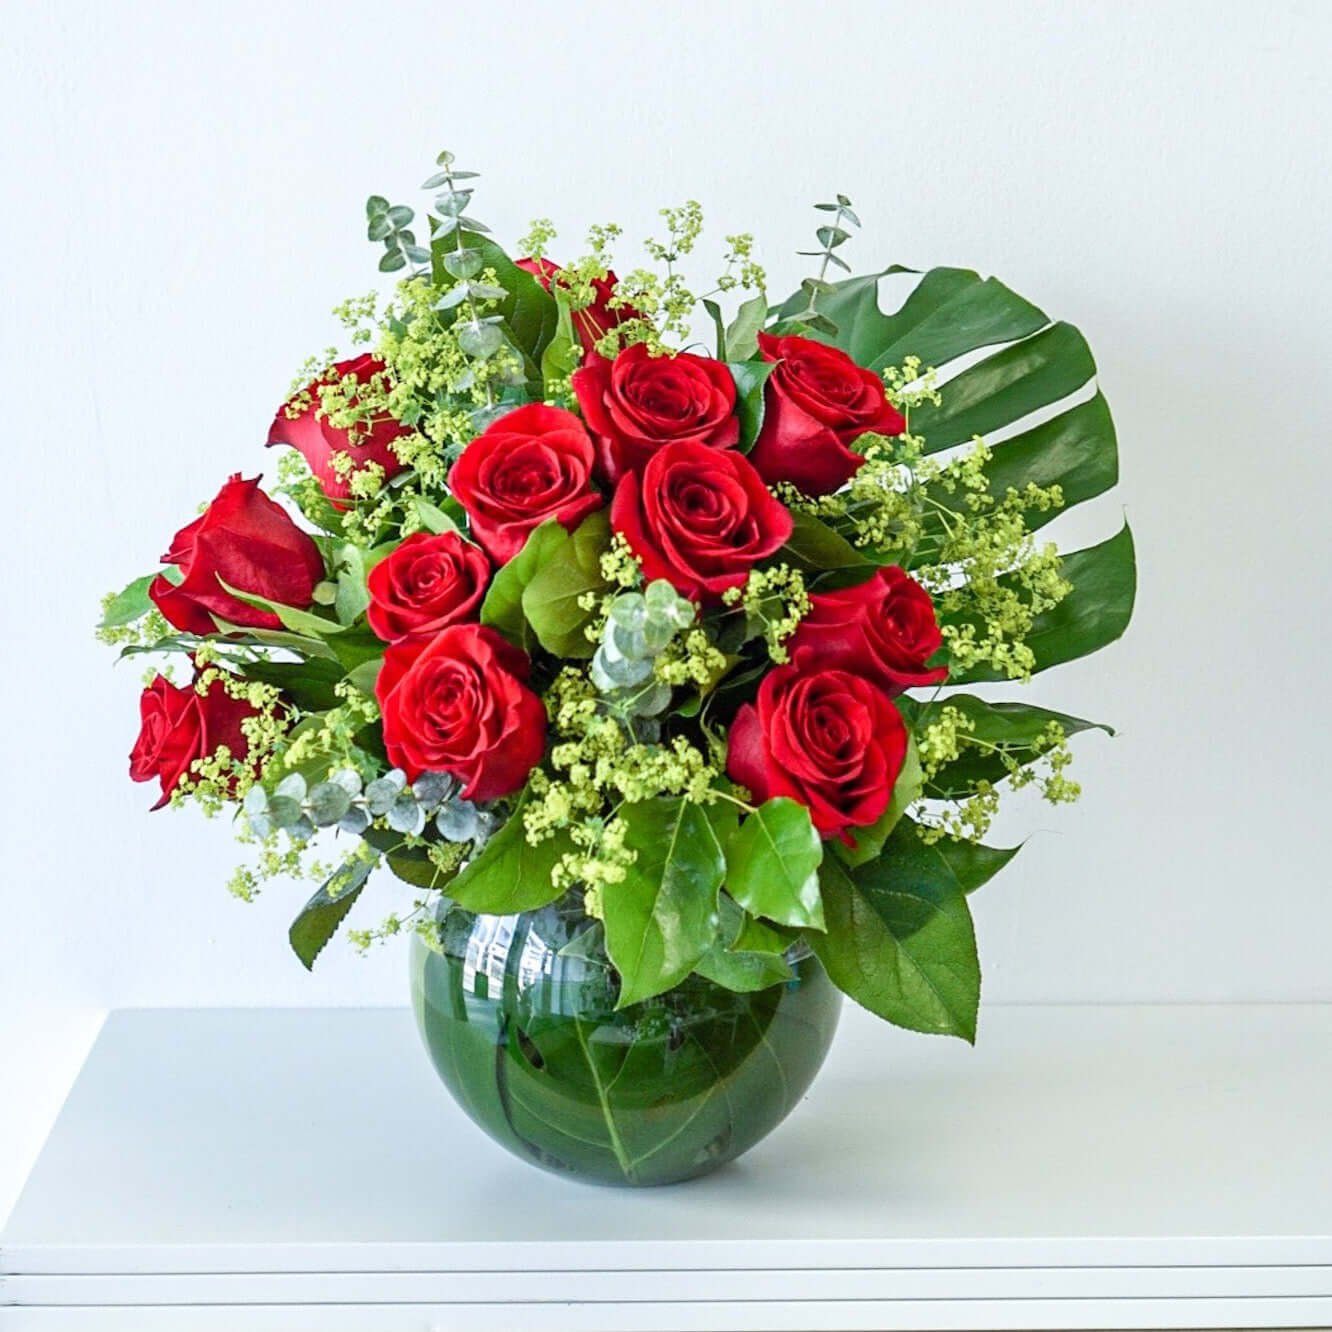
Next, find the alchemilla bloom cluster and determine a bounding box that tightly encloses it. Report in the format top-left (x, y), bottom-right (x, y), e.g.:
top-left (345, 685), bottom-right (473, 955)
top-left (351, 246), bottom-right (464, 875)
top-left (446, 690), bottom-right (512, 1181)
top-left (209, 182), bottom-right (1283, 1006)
top-left (100, 152), bottom-right (1134, 1040)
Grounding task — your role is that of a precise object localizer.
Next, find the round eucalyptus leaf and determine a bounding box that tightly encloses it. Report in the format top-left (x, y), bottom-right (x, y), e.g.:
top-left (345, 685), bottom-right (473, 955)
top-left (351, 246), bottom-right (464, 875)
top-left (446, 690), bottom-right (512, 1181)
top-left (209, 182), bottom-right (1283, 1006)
top-left (441, 248), bottom-right (483, 279)
top-left (435, 800), bottom-right (479, 843)
top-left (379, 250), bottom-right (407, 273)
top-left (387, 204), bottom-right (414, 228)
top-left (267, 795), bottom-right (304, 828)
top-left (456, 320), bottom-right (505, 360)
top-left (275, 773), bottom-right (307, 802)
top-left (367, 215), bottom-right (393, 242)
top-left (629, 679), bottom-right (673, 717)
top-left (434, 189), bottom-right (472, 218)
top-left (609, 593), bottom-right (647, 631)
top-left (242, 785), bottom-right (269, 815)
top-left (403, 245), bottom-right (431, 265)
top-left (608, 620), bottom-right (649, 661)
top-left (245, 811), bottom-right (273, 839)
top-left (640, 615), bottom-right (675, 653)
top-left (339, 805), bottom-right (372, 836)
top-left (592, 646), bottom-right (653, 691)
top-left (307, 782), bottom-right (352, 827)
top-left (434, 286), bottom-right (469, 312)
top-left (413, 771), bottom-right (454, 809)
top-left (364, 771), bottom-right (406, 816)
top-left (387, 792), bottom-right (426, 836)
top-left (329, 768), bottom-right (363, 797)
top-left (289, 815), bottom-right (316, 841)
top-left (365, 194), bottom-right (389, 218)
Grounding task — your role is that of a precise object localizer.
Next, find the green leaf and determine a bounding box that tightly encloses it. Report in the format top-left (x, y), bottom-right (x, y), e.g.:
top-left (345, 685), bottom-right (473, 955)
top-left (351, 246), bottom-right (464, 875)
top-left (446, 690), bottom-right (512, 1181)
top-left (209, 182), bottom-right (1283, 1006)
top-left (445, 796), bottom-right (573, 915)
top-left (540, 288), bottom-right (581, 390)
top-left (345, 656), bottom-right (382, 696)
top-left (945, 522), bottom-right (1136, 683)
top-left (898, 694), bottom-right (1112, 797)
top-left (521, 508), bottom-right (611, 658)
top-left (99, 573), bottom-right (157, 628)
top-left (603, 798), bottom-right (725, 1008)
top-left (289, 852), bottom-right (377, 970)
top-left (730, 913), bottom-right (797, 955)
top-left (480, 519), bottom-right (567, 652)
top-left (881, 816), bottom-right (1019, 898)
top-left (780, 511), bottom-right (877, 576)
top-left (725, 797), bottom-right (825, 930)
top-left (812, 846), bottom-right (981, 1041)
top-left (331, 543), bottom-right (371, 625)
top-left (724, 292), bottom-right (768, 362)
top-left (727, 360), bottom-right (776, 452)
top-left (411, 495), bottom-right (460, 535)
top-left (910, 322), bottom-right (1096, 454)
top-left (701, 298), bottom-right (727, 360)
top-left (216, 580), bottom-right (346, 638)
top-left (236, 657), bottom-right (346, 712)
top-left (430, 228), bottom-right (557, 367)
top-left (694, 942), bottom-right (794, 993)
top-left (209, 618), bottom-right (342, 662)
top-left (835, 734), bottom-right (922, 868)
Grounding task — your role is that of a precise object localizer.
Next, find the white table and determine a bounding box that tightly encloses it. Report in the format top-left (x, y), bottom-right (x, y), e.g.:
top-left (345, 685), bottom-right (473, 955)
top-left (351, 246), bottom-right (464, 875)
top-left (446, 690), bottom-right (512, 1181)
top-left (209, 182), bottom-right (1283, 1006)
top-left (2, 1002), bottom-right (1329, 1330)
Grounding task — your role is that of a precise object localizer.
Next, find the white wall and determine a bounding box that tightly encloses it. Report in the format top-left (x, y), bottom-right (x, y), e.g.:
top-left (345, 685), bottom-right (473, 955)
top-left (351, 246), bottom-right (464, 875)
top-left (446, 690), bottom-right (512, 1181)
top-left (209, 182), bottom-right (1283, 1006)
top-left (4, 0), bottom-right (1330, 1211)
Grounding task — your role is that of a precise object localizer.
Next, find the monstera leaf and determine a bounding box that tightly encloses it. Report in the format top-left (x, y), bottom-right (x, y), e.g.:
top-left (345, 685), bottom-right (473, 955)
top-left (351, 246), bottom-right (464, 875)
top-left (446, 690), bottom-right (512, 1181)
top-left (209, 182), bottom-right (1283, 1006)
top-left (774, 266), bottom-right (1135, 678)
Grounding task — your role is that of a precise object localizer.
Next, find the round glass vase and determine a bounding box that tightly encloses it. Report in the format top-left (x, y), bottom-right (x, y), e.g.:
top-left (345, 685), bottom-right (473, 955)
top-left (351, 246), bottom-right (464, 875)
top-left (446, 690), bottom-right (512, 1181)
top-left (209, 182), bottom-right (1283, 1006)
top-left (410, 900), bottom-right (842, 1187)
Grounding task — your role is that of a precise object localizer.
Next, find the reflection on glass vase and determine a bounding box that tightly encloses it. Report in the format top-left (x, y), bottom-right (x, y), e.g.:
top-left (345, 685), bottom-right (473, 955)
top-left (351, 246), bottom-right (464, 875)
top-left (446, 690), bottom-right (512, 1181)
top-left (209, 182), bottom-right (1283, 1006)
top-left (410, 899), bottom-right (842, 1187)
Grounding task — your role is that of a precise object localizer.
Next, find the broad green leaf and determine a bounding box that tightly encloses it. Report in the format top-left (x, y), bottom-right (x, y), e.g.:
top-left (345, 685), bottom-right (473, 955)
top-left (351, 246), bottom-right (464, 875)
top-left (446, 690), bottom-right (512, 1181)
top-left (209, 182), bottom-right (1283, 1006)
top-left (99, 573), bottom-right (157, 628)
top-left (332, 543), bottom-right (371, 625)
top-left (446, 796), bottom-right (573, 915)
top-left (933, 391), bottom-right (1118, 534)
top-left (603, 798), bottom-right (724, 1008)
top-left (945, 522), bottom-right (1137, 683)
top-left (289, 852), bottom-right (378, 970)
top-left (209, 617), bottom-right (341, 661)
top-left (412, 495), bottom-right (460, 535)
top-left (879, 816), bottom-right (1019, 898)
top-left (481, 519), bottom-right (567, 652)
top-left (724, 292), bottom-right (768, 362)
top-left (898, 694), bottom-right (1112, 797)
top-left (216, 580), bottom-right (346, 638)
top-left (728, 360), bottom-right (776, 452)
top-left (812, 848), bottom-right (981, 1040)
top-left (780, 511), bottom-right (876, 576)
top-left (730, 914), bottom-right (798, 955)
top-left (725, 797), bottom-right (825, 930)
top-left (521, 508), bottom-right (611, 658)
top-left (328, 625), bottom-right (391, 671)
top-left (836, 734), bottom-right (922, 868)
top-left (910, 322), bottom-right (1096, 454)
top-left (694, 942), bottom-right (794, 993)
top-left (237, 657), bottom-right (347, 712)
top-left (701, 298), bottom-right (727, 360)
top-left (345, 656), bottom-right (382, 696)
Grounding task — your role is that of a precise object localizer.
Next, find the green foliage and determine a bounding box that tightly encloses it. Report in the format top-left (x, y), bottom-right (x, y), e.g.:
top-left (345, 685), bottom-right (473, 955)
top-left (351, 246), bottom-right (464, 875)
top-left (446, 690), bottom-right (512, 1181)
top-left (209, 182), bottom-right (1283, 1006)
top-left (834, 735), bottom-right (923, 868)
top-left (724, 798), bottom-right (825, 930)
top-left (289, 851), bottom-right (378, 970)
top-left (727, 360), bottom-right (775, 452)
top-left (99, 573), bottom-right (157, 628)
top-left (603, 798), bottom-right (725, 1008)
top-left (812, 838), bottom-right (982, 1041)
top-left (480, 519), bottom-right (567, 653)
top-left (521, 509), bottom-right (612, 658)
top-left (446, 794), bottom-right (573, 915)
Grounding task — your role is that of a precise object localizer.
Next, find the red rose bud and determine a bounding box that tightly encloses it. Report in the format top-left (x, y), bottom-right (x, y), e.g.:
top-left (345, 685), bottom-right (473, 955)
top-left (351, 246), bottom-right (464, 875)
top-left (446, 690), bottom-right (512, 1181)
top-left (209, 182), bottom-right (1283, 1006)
top-left (447, 403), bottom-right (602, 564)
top-left (572, 343), bottom-right (739, 485)
top-left (789, 565), bottom-right (948, 695)
top-left (129, 673), bottom-right (260, 810)
top-left (611, 440), bottom-right (792, 603)
top-left (516, 258), bottom-right (638, 352)
top-left (266, 354), bottom-right (411, 507)
top-left (749, 332), bottom-right (906, 496)
top-left (726, 655), bottom-right (908, 844)
top-left (149, 474), bottom-right (325, 635)
top-left (376, 624), bottom-right (546, 800)
top-left (366, 531), bottom-right (490, 645)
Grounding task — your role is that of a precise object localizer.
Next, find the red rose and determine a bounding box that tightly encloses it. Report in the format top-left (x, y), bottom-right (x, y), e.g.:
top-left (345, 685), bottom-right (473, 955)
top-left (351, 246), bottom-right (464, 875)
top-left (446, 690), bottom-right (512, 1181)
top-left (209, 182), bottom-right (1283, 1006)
top-left (749, 332), bottom-right (905, 495)
top-left (129, 672), bottom-right (259, 810)
top-left (149, 474), bottom-right (325, 635)
top-left (447, 403), bottom-right (602, 564)
top-left (611, 440), bottom-right (793, 603)
top-left (726, 654), bottom-right (907, 844)
top-left (516, 258), bottom-right (637, 352)
top-left (366, 531), bottom-right (490, 645)
top-left (789, 565), bottom-right (947, 695)
top-left (376, 624), bottom-right (546, 800)
top-left (266, 355), bottom-right (411, 507)
top-left (572, 344), bottom-right (739, 485)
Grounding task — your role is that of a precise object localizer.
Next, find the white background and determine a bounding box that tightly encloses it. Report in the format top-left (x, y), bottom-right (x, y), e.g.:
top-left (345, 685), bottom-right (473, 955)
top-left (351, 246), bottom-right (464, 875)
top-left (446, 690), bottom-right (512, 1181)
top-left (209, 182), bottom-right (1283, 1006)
top-left (3, 0), bottom-right (1330, 1218)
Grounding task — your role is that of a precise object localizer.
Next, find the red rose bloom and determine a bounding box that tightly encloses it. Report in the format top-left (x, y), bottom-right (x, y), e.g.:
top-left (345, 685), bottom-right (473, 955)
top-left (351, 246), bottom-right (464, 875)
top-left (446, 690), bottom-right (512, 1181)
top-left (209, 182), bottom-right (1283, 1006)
top-left (366, 531), bottom-right (490, 645)
top-left (129, 673), bottom-right (260, 810)
top-left (448, 403), bottom-right (602, 564)
top-left (516, 257), bottom-right (637, 352)
top-left (611, 440), bottom-right (793, 602)
top-left (376, 624), bottom-right (546, 800)
top-left (148, 474), bottom-right (325, 635)
top-left (749, 332), bottom-right (906, 495)
top-left (726, 653), bottom-right (908, 844)
top-left (789, 565), bottom-right (948, 695)
top-left (572, 344), bottom-right (739, 485)
top-left (266, 354), bottom-right (411, 507)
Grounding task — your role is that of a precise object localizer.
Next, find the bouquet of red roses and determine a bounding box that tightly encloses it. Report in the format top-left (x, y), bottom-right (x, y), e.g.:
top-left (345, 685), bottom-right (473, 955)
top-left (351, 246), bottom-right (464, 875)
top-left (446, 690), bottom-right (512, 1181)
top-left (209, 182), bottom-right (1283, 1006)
top-left (101, 153), bottom-right (1133, 1042)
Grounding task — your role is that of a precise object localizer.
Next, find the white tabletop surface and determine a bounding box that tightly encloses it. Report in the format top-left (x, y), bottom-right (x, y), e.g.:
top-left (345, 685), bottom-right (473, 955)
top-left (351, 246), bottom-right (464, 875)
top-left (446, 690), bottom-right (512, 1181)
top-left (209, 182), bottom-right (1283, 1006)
top-left (3, 1001), bottom-right (1330, 1330)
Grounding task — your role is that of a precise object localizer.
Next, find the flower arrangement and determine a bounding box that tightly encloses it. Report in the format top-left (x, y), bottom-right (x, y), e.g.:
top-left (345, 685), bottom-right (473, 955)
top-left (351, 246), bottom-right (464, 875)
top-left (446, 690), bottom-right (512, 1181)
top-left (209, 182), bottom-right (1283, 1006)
top-left (101, 151), bottom-right (1134, 1043)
